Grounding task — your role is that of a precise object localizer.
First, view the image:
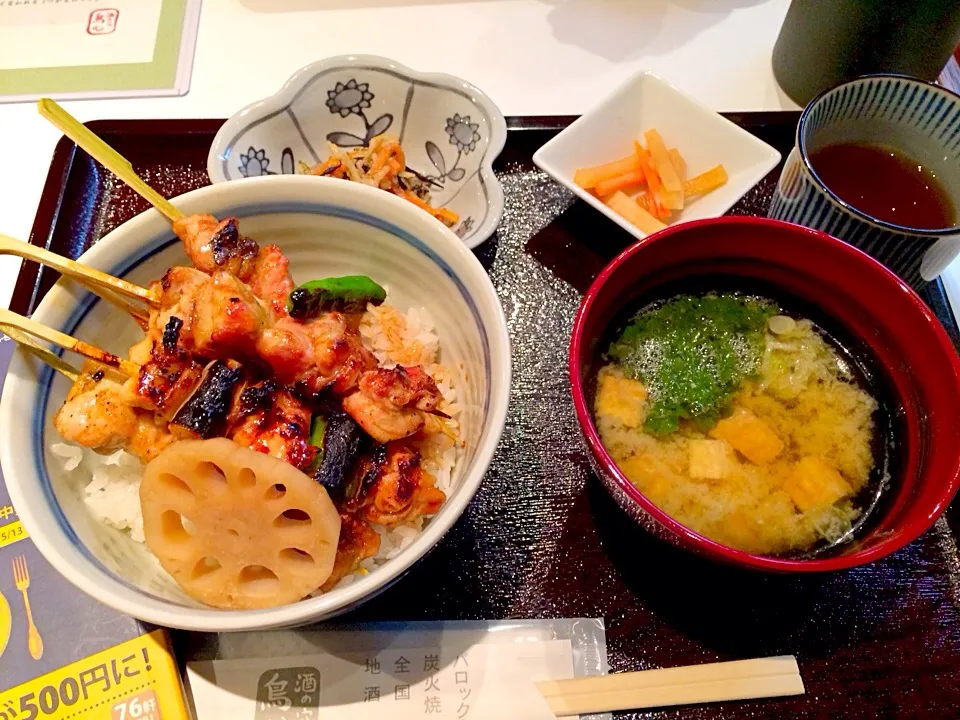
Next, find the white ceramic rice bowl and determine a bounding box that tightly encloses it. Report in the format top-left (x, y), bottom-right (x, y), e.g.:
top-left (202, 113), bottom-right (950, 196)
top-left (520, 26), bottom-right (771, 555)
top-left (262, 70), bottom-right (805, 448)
top-left (0, 175), bottom-right (510, 631)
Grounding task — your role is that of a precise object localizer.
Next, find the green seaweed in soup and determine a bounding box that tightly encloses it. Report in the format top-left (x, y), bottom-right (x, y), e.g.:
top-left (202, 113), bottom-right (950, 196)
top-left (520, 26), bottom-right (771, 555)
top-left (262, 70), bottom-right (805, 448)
top-left (607, 293), bottom-right (778, 435)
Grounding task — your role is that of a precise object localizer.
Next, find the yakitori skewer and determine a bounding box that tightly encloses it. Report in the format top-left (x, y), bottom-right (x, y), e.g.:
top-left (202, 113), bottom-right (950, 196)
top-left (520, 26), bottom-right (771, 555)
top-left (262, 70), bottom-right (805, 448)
top-left (0, 233), bottom-right (157, 326)
top-left (0, 308), bottom-right (139, 378)
top-left (37, 98), bottom-right (183, 223)
top-left (0, 325), bottom-right (80, 381)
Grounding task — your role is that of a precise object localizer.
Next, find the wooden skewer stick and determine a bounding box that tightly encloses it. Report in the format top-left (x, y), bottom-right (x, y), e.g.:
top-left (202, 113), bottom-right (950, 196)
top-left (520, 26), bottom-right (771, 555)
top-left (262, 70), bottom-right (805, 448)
top-left (536, 656), bottom-right (804, 716)
top-left (0, 309), bottom-right (139, 379)
top-left (88, 288), bottom-right (151, 331)
top-left (0, 235), bottom-right (158, 324)
top-left (0, 325), bottom-right (80, 382)
top-left (37, 98), bottom-right (183, 223)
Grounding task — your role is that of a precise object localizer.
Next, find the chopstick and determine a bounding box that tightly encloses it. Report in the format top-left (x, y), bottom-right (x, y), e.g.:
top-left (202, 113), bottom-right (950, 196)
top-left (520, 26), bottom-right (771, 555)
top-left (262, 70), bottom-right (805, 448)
top-left (0, 308), bottom-right (139, 379)
top-left (37, 98), bottom-right (183, 223)
top-left (536, 656), bottom-right (804, 716)
top-left (0, 233), bottom-right (157, 326)
top-left (0, 325), bottom-right (80, 381)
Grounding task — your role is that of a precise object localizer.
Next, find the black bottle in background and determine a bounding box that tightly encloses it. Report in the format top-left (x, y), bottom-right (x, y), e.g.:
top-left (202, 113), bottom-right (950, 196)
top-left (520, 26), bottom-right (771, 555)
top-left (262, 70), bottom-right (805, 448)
top-left (773, 0), bottom-right (960, 105)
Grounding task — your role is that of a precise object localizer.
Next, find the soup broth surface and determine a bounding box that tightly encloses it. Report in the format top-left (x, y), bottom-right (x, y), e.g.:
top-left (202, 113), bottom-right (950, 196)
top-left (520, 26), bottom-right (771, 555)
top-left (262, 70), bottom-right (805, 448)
top-left (594, 292), bottom-right (888, 556)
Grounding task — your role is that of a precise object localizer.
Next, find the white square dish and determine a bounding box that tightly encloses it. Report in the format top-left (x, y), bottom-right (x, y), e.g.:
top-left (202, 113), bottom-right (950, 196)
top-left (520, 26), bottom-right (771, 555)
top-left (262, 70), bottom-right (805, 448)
top-left (533, 71), bottom-right (781, 239)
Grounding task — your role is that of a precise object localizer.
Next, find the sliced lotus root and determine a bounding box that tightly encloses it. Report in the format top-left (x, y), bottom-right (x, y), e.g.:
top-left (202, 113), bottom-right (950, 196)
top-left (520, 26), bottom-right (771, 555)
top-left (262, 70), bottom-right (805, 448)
top-left (140, 438), bottom-right (341, 610)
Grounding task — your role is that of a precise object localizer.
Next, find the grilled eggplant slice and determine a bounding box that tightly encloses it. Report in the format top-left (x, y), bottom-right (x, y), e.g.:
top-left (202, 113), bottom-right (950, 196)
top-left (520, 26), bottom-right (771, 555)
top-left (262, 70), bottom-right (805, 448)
top-left (312, 410), bottom-right (364, 495)
top-left (171, 360), bottom-right (244, 439)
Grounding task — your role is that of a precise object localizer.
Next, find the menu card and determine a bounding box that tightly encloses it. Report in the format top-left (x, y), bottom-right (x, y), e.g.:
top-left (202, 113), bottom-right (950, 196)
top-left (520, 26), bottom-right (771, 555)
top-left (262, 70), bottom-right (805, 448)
top-left (0, 0), bottom-right (202, 102)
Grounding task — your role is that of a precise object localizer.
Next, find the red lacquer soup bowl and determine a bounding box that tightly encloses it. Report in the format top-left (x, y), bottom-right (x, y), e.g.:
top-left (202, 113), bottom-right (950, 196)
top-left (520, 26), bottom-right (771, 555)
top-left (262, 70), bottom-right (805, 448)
top-left (570, 217), bottom-right (960, 572)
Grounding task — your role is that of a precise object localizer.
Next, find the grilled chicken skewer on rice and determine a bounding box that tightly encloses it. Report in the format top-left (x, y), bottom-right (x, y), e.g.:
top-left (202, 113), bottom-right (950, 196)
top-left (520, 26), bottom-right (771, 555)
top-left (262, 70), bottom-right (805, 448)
top-left (53, 213), bottom-right (453, 585)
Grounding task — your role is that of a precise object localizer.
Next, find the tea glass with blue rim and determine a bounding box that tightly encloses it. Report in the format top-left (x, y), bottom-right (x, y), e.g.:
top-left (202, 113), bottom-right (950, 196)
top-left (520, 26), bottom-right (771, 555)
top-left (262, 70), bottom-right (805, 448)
top-left (769, 74), bottom-right (960, 290)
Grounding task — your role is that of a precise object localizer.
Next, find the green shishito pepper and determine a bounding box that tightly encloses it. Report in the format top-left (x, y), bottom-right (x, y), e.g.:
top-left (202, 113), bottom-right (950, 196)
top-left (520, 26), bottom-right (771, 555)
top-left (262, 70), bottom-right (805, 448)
top-left (287, 276), bottom-right (387, 318)
top-left (306, 414), bottom-right (327, 474)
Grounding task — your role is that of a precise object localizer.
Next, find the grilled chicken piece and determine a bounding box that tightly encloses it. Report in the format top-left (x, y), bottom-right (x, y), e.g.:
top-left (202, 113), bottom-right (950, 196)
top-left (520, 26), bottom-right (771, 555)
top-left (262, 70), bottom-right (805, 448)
top-left (351, 442), bottom-right (446, 526)
top-left (55, 366), bottom-right (139, 452)
top-left (341, 366), bottom-right (442, 442)
top-left (130, 353), bottom-right (204, 420)
top-left (248, 244), bottom-right (294, 317)
top-left (55, 364), bottom-right (176, 462)
top-left (172, 215), bottom-right (259, 279)
top-left (148, 266), bottom-right (268, 360)
top-left (319, 513), bottom-right (381, 592)
top-left (127, 413), bottom-right (176, 462)
top-left (255, 313), bottom-right (377, 394)
top-left (229, 382), bottom-right (317, 470)
top-left (172, 214), bottom-right (294, 318)
top-left (123, 322), bottom-right (205, 420)
top-left (151, 266), bottom-right (208, 344)
top-left (190, 272), bottom-right (269, 359)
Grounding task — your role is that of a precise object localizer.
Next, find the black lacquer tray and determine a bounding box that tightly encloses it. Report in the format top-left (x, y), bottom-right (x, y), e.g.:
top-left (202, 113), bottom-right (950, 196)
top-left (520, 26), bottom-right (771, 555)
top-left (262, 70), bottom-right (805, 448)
top-left (11, 114), bottom-right (960, 720)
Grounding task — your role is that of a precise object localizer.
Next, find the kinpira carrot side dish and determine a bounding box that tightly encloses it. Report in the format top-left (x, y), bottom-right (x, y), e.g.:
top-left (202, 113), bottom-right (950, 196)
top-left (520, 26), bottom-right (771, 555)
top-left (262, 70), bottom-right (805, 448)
top-left (303, 134), bottom-right (460, 227)
top-left (50, 213), bottom-right (462, 609)
top-left (574, 129), bottom-right (728, 234)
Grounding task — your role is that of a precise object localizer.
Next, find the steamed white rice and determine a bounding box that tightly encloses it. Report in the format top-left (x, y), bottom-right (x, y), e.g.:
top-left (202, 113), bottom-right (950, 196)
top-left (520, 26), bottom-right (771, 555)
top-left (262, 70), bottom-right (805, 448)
top-left (52, 304), bottom-right (461, 586)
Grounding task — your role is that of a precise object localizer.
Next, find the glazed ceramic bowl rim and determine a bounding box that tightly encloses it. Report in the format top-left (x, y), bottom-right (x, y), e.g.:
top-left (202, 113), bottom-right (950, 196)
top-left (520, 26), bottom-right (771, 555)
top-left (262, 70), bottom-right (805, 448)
top-left (569, 215), bottom-right (960, 572)
top-left (796, 73), bottom-right (960, 235)
top-left (0, 174), bottom-right (511, 630)
top-left (207, 54), bottom-right (508, 250)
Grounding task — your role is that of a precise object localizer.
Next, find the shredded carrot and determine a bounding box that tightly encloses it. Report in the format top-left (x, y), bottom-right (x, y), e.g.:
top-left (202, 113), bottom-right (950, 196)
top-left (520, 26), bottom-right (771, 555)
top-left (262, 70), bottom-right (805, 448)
top-left (634, 141), bottom-right (667, 218)
top-left (404, 191), bottom-right (459, 225)
top-left (369, 148), bottom-right (388, 175)
top-left (573, 154), bottom-right (642, 190)
top-left (307, 134), bottom-right (456, 227)
top-left (577, 131), bottom-right (728, 230)
top-left (433, 207), bottom-right (460, 225)
top-left (373, 141), bottom-right (401, 176)
top-left (595, 169), bottom-right (646, 198)
top-left (388, 143), bottom-right (405, 170)
top-left (310, 157), bottom-right (340, 176)
top-left (404, 191), bottom-right (431, 210)
top-left (637, 192), bottom-right (660, 218)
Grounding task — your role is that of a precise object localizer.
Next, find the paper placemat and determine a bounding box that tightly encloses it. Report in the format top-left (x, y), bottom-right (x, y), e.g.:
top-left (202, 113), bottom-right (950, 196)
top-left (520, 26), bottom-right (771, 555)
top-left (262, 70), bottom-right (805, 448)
top-left (188, 639), bottom-right (573, 719)
top-left (0, 0), bottom-right (201, 102)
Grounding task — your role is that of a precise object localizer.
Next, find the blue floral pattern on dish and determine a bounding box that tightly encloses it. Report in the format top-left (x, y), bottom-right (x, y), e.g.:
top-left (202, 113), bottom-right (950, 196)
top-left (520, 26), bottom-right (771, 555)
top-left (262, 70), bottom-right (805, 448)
top-left (327, 79), bottom-right (373, 117)
top-left (324, 78), bottom-right (394, 148)
top-left (419, 114), bottom-right (480, 186)
top-left (446, 114), bottom-right (481, 153)
top-left (239, 147), bottom-right (272, 177)
top-left (322, 81), bottom-right (479, 190)
top-left (239, 146), bottom-right (297, 177)
top-left (454, 216), bottom-right (475, 239)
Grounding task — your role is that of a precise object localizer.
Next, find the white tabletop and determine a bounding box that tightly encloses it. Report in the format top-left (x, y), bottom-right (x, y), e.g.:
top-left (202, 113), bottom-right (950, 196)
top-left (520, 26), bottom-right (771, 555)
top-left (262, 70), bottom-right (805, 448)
top-left (0, 0), bottom-right (956, 323)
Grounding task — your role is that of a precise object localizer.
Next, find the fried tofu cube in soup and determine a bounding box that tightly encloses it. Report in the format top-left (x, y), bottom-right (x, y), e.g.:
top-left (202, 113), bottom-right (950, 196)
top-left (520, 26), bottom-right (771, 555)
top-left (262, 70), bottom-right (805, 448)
top-left (688, 438), bottom-right (734, 480)
top-left (595, 368), bottom-right (647, 428)
top-left (784, 456), bottom-right (853, 512)
top-left (709, 407), bottom-right (784, 465)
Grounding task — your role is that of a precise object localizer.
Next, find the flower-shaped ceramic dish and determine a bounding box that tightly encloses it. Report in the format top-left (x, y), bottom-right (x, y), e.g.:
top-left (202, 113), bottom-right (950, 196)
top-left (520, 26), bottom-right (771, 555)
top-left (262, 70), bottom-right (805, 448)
top-left (208, 55), bottom-right (507, 249)
top-left (0, 175), bottom-right (511, 631)
top-left (533, 71), bottom-right (781, 239)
